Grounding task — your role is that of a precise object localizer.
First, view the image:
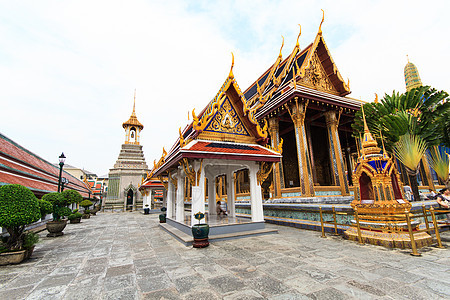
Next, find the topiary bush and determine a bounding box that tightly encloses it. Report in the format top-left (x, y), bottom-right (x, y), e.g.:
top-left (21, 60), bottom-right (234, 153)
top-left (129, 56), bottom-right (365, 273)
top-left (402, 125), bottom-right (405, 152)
top-left (42, 192), bottom-right (70, 221)
top-left (0, 184), bottom-right (40, 251)
top-left (68, 212), bottom-right (82, 220)
top-left (61, 189), bottom-right (83, 205)
top-left (37, 199), bottom-right (53, 219)
top-left (80, 199), bottom-right (93, 211)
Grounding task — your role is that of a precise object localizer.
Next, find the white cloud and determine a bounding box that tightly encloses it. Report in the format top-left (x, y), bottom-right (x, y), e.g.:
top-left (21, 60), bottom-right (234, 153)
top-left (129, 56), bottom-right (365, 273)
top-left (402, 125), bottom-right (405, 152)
top-left (0, 0), bottom-right (449, 175)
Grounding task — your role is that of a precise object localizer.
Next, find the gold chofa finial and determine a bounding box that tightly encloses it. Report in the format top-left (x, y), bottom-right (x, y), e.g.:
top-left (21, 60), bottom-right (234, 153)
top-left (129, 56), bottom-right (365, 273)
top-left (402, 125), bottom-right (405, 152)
top-left (319, 9), bottom-right (325, 35)
top-left (229, 52), bottom-right (235, 79)
top-left (374, 93), bottom-right (379, 103)
top-left (279, 36), bottom-right (284, 58)
top-left (296, 24), bottom-right (301, 47)
top-left (406, 54), bottom-right (409, 63)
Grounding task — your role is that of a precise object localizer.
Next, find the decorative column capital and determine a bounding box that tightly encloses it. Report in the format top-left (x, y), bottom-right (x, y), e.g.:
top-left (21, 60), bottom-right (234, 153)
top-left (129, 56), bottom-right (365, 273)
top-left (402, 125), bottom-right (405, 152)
top-left (286, 97), bottom-right (309, 126)
top-left (268, 116), bottom-right (279, 132)
top-left (324, 110), bottom-right (338, 127)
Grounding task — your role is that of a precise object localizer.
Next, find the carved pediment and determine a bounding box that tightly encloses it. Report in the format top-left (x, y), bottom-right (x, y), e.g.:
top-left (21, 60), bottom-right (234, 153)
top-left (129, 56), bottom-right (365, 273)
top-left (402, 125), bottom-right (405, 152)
top-left (298, 51), bottom-right (339, 95)
top-left (204, 98), bottom-right (250, 136)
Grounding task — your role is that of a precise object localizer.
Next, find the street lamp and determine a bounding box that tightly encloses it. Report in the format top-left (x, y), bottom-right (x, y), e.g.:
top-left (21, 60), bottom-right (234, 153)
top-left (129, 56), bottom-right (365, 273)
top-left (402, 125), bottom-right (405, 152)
top-left (57, 152), bottom-right (66, 192)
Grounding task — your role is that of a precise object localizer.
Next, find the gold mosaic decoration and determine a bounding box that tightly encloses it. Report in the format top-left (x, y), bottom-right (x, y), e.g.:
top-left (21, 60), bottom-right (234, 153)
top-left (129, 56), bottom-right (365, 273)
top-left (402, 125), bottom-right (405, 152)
top-left (257, 161), bottom-right (274, 186)
top-left (204, 98), bottom-right (249, 136)
top-left (297, 51), bottom-right (338, 94)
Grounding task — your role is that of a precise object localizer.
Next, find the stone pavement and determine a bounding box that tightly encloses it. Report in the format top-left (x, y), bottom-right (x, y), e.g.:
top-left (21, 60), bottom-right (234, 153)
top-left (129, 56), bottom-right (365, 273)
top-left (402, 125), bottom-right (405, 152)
top-left (0, 212), bottom-right (449, 300)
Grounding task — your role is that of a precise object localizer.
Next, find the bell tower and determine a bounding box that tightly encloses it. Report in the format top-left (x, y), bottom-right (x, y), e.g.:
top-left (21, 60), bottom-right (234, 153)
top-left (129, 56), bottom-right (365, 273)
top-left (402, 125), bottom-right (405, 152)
top-left (122, 90), bottom-right (144, 145)
top-left (104, 90), bottom-right (148, 211)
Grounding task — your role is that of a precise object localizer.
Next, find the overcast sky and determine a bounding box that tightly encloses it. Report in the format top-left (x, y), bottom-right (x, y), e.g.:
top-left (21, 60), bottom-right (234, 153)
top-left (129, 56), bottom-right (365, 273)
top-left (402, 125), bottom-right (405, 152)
top-left (1, 0), bottom-right (449, 176)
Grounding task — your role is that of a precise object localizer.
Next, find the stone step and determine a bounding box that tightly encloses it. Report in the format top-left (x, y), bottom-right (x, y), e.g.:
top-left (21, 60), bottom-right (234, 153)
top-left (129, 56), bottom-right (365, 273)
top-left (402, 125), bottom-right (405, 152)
top-left (159, 223), bottom-right (278, 246)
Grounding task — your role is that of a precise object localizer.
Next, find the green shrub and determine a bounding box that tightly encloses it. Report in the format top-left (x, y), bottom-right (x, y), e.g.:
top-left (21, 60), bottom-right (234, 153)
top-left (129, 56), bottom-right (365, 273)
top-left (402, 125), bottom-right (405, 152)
top-left (38, 199), bottom-right (53, 218)
top-left (61, 189), bottom-right (83, 204)
top-left (72, 209), bottom-right (79, 214)
top-left (23, 232), bottom-right (39, 249)
top-left (0, 184), bottom-right (40, 250)
top-left (84, 209), bottom-right (90, 214)
top-left (80, 199), bottom-right (93, 209)
top-left (68, 212), bottom-right (82, 220)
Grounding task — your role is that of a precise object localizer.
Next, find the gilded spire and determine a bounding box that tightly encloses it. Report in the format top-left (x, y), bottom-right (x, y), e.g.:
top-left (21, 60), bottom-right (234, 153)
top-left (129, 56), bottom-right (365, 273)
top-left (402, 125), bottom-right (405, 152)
top-left (361, 105), bottom-right (380, 155)
top-left (122, 90), bottom-right (144, 130)
top-left (296, 24), bottom-right (301, 48)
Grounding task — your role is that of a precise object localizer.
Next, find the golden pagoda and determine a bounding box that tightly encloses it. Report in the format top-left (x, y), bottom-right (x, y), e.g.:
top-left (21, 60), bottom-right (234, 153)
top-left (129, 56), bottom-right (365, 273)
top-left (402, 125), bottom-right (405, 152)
top-left (404, 55), bottom-right (422, 92)
top-left (344, 105), bottom-right (432, 248)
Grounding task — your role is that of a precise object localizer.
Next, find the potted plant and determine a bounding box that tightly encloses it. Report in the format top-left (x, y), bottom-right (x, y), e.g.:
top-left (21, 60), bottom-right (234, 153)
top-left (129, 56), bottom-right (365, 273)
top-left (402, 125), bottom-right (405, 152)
top-left (159, 207), bottom-right (167, 223)
top-left (22, 232), bottom-right (39, 259)
top-left (68, 209), bottom-right (82, 224)
top-left (80, 199), bottom-right (93, 219)
top-left (0, 184), bottom-right (41, 265)
top-left (43, 192), bottom-right (71, 237)
top-left (192, 212), bottom-right (209, 248)
top-left (144, 204), bottom-right (150, 215)
top-left (37, 198), bottom-right (53, 221)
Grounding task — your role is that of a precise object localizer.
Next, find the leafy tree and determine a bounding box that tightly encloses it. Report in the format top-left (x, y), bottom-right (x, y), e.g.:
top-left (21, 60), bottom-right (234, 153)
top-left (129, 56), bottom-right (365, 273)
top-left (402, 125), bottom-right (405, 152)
top-left (80, 199), bottom-right (93, 213)
top-left (427, 146), bottom-right (450, 188)
top-left (37, 199), bottom-right (53, 219)
top-left (61, 189), bottom-right (83, 205)
top-left (42, 192), bottom-right (71, 221)
top-left (0, 184), bottom-right (40, 250)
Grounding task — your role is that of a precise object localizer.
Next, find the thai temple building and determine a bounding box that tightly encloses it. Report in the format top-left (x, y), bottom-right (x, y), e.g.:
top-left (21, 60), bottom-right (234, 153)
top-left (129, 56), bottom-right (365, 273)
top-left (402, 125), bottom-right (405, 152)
top-left (153, 15), bottom-right (364, 211)
top-left (104, 92), bottom-right (149, 211)
top-left (0, 132), bottom-right (92, 199)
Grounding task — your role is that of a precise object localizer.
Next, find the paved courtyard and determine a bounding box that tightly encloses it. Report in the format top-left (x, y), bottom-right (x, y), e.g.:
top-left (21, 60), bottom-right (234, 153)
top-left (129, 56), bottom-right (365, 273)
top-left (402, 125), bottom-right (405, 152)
top-left (0, 212), bottom-right (449, 300)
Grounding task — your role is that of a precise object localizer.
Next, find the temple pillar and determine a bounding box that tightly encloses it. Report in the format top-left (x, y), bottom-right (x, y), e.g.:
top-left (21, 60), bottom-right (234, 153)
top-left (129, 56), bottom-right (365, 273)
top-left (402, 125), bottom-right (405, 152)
top-left (268, 117), bottom-right (285, 198)
top-left (191, 160), bottom-right (206, 226)
top-left (226, 170), bottom-right (236, 217)
top-left (249, 163), bottom-right (264, 222)
top-left (207, 175), bottom-right (216, 216)
top-left (175, 168), bottom-right (185, 222)
top-left (324, 110), bottom-right (350, 196)
top-left (166, 179), bottom-right (174, 218)
top-left (286, 98), bottom-right (314, 197)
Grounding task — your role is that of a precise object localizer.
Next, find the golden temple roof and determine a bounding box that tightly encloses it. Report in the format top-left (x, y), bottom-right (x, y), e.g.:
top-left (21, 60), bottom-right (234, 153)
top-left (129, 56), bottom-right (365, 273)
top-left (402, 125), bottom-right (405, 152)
top-left (122, 91), bottom-right (144, 130)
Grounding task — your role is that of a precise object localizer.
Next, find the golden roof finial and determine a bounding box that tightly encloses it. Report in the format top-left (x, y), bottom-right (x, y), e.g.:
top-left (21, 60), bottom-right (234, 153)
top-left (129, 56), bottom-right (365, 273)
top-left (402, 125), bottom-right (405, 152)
top-left (361, 105), bottom-right (380, 154)
top-left (279, 36), bottom-right (284, 58)
top-left (374, 93), bottom-right (379, 103)
top-left (296, 24), bottom-right (301, 48)
top-left (318, 9), bottom-right (325, 35)
top-left (406, 54), bottom-right (409, 63)
top-left (229, 52), bottom-right (235, 79)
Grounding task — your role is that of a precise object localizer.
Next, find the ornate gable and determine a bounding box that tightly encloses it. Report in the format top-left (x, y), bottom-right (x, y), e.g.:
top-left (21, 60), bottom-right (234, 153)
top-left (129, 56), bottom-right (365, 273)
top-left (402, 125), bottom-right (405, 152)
top-left (192, 54), bottom-right (269, 144)
top-left (203, 97), bottom-right (251, 137)
top-left (297, 50), bottom-right (339, 94)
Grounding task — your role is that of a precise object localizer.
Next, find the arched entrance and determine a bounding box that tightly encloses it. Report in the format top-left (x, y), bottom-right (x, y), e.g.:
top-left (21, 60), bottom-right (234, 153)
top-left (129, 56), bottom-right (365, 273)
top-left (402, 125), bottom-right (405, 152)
top-left (126, 189), bottom-right (134, 210)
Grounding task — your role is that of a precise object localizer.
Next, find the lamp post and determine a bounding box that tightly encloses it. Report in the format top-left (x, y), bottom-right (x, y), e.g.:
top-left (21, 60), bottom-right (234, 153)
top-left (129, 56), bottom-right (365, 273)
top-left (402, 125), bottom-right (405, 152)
top-left (57, 152), bottom-right (66, 193)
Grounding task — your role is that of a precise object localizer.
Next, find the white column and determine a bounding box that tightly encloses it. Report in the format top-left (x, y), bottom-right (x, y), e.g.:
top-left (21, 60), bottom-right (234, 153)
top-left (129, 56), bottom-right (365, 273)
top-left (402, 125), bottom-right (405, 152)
top-left (167, 178), bottom-right (174, 219)
top-left (176, 168), bottom-right (185, 222)
top-left (191, 160), bottom-right (206, 226)
top-left (162, 188), bottom-right (167, 208)
top-left (249, 162), bottom-right (264, 222)
top-left (208, 175), bottom-right (217, 216)
top-left (226, 170), bottom-right (236, 217)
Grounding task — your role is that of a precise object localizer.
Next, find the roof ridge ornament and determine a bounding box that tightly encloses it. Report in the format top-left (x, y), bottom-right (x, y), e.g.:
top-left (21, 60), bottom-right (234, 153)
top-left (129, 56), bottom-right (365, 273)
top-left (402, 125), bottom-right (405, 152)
top-left (318, 9), bottom-right (325, 35)
top-left (229, 52), bottom-right (235, 79)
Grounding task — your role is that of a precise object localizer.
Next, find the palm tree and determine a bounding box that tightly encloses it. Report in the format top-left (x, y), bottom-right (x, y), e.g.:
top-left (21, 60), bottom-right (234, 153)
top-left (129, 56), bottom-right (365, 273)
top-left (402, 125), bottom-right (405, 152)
top-left (427, 146), bottom-right (450, 188)
top-left (394, 134), bottom-right (428, 202)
